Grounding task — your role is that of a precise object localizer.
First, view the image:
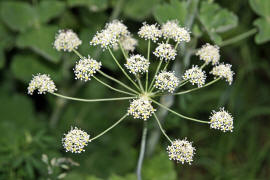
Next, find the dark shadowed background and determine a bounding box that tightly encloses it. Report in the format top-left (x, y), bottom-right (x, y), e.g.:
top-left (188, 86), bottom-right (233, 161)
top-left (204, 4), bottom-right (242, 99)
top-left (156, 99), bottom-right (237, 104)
top-left (0, 0), bottom-right (269, 179)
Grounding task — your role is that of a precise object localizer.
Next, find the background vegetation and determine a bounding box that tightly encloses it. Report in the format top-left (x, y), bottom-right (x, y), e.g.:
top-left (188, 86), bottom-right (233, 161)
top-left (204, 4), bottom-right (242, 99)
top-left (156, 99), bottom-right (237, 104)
top-left (0, 0), bottom-right (269, 179)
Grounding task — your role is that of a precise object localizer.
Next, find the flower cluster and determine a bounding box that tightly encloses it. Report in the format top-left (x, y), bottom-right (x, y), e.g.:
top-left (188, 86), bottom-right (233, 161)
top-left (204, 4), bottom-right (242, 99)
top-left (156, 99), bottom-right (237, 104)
top-left (62, 127), bottom-right (90, 153)
top-left (153, 43), bottom-right (177, 61)
top-left (119, 35), bottom-right (138, 52)
top-left (28, 74), bottom-right (57, 95)
top-left (167, 139), bottom-right (196, 164)
top-left (54, 29), bottom-right (82, 52)
top-left (90, 20), bottom-right (130, 49)
top-left (128, 97), bottom-right (156, 120)
top-left (154, 71), bottom-right (180, 93)
top-left (73, 56), bottom-right (102, 81)
top-left (138, 23), bottom-right (162, 42)
top-left (183, 65), bottom-right (206, 87)
top-left (210, 108), bottom-right (234, 132)
top-left (125, 55), bottom-right (149, 75)
top-left (196, 43), bottom-right (220, 65)
top-left (161, 20), bottom-right (190, 43)
top-left (210, 63), bottom-right (234, 85)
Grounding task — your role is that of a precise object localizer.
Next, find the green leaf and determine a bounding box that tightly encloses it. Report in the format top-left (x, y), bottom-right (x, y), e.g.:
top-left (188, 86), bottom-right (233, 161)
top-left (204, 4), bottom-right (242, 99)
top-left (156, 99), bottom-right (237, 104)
top-left (11, 54), bottom-right (58, 83)
top-left (123, 0), bottom-right (161, 20)
top-left (67, 0), bottom-right (108, 11)
top-left (142, 152), bottom-right (177, 180)
top-left (16, 25), bottom-right (61, 63)
top-left (253, 18), bottom-right (270, 44)
top-left (37, 0), bottom-right (66, 24)
top-left (199, 1), bottom-right (238, 44)
top-left (109, 174), bottom-right (136, 180)
top-left (153, 0), bottom-right (187, 24)
top-left (0, 1), bottom-right (37, 32)
top-left (249, 0), bottom-right (270, 17)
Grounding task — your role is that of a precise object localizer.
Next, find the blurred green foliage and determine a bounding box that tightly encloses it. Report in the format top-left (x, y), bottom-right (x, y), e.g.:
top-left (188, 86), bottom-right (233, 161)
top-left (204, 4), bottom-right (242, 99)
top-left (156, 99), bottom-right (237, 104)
top-left (0, 0), bottom-right (269, 179)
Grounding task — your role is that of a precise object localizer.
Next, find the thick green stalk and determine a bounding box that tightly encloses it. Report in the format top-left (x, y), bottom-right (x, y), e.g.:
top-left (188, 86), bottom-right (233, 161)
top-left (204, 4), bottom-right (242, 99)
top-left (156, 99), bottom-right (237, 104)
top-left (136, 121), bottom-right (148, 180)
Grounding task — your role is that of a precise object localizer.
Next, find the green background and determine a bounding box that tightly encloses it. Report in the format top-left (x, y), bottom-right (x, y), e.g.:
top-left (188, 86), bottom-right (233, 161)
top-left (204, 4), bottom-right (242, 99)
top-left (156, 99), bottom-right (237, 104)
top-left (0, 0), bottom-right (269, 179)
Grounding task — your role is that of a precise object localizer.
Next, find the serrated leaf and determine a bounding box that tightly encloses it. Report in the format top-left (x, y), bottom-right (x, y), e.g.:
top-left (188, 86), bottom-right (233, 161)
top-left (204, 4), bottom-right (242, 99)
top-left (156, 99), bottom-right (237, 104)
top-left (253, 18), bottom-right (270, 44)
top-left (0, 1), bottom-right (37, 32)
top-left (37, 0), bottom-right (66, 24)
top-left (16, 26), bottom-right (61, 63)
top-left (199, 1), bottom-right (238, 44)
top-left (67, 0), bottom-right (108, 11)
top-left (123, 0), bottom-right (161, 20)
top-left (153, 0), bottom-right (187, 24)
top-left (249, 0), bottom-right (270, 17)
top-left (11, 54), bottom-right (58, 83)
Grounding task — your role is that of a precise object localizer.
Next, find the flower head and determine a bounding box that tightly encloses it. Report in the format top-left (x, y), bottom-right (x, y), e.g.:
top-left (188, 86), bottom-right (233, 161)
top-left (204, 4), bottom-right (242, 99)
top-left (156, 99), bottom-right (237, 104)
top-left (105, 20), bottom-right (130, 38)
top-left (153, 43), bottom-right (177, 61)
top-left (73, 56), bottom-right (102, 81)
top-left (28, 74), bottom-right (57, 95)
top-left (167, 138), bottom-right (196, 164)
top-left (196, 43), bottom-right (220, 65)
top-left (210, 108), bottom-right (233, 132)
top-left (154, 71), bottom-right (180, 93)
top-left (128, 97), bottom-right (156, 120)
top-left (90, 29), bottom-right (117, 49)
top-left (62, 127), bottom-right (90, 153)
top-left (120, 35), bottom-right (138, 52)
top-left (138, 22), bottom-right (162, 42)
top-left (161, 20), bottom-right (190, 43)
top-left (183, 65), bottom-right (206, 87)
top-left (54, 29), bottom-right (82, 52)
top-left (210, 63), bottom-right (234, 85)
top-left (125, 54), bottom-right (149, 75)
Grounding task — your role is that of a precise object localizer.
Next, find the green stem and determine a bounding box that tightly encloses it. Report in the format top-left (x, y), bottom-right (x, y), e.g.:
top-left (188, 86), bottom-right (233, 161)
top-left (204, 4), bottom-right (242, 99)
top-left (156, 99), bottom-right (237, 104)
top-left (174, 78), bottom-right (221, 95)
top-left (72, 49), bottom-right (83, 59)
top-left (119, 42), bottom-right (129, 60)
top-left (98, 70), bottom-right (139, 94)
top-left (153, 113), bottom-right (172, 143)
top-left (174, 42), bottom-right (179, 50)
top-left (90, 113), bottom-right (128, 141)
top-left (200, 62), bottom-right (207, 69)
top-left (93, 76), bottom-right (136, 96)
top-left (220, 28), bottom-right (257, 47)
top-left (136, 75), bottom-right (144, 92)
top-left (51, 92), bottom-right (135, 102)
top-left (149, 59), bottom-right (163, 92)
top-left (108, 48), bottom-right (141, 92)
top-left (151, 99), bottom-right (210, 124)
top-left (145, 40), bottom-right (151, 91)
top-left (136, 121), bottom-right (148, 180)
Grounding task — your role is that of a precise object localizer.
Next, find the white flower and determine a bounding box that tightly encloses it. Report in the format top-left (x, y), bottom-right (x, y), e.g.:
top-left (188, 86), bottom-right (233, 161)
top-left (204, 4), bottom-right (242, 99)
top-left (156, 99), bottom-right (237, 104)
top-left (210, 63), bottom-right (234, 85)
top-left (183, 65), bottom-right (206, 87)
top-left (54, 29), bottom-right (82, 52)
top-left (154, 71), bottom-right (180, 93)
top-left (128, 97), bottom-right (156, 120)
top-left (120, 35), bottom-right (138, 52)
top-left (138, 22), bottom-right (162, 42)
top-left (210, 108), bottom-right (233, 132)
top-left (125, 54), bottom-right (149, 75)
top-left (105, 20), bottom-right (130, 38)
top-left (196, 43), bottom-right (220, 65)
top-left (153, 42), bottom-right (177, 61)
top-left (73, 56), bottom-right (102, 81)
top-left (28, 74), bottom-right (57, 95)
top-left (161, 20), bottom-right (190, 43)
top-left (167, 138), bottom-right (196, 165)
top-left (90, 29), bottom-right (118, 49)
top-left (62, 127), bottom-right (90, 153)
